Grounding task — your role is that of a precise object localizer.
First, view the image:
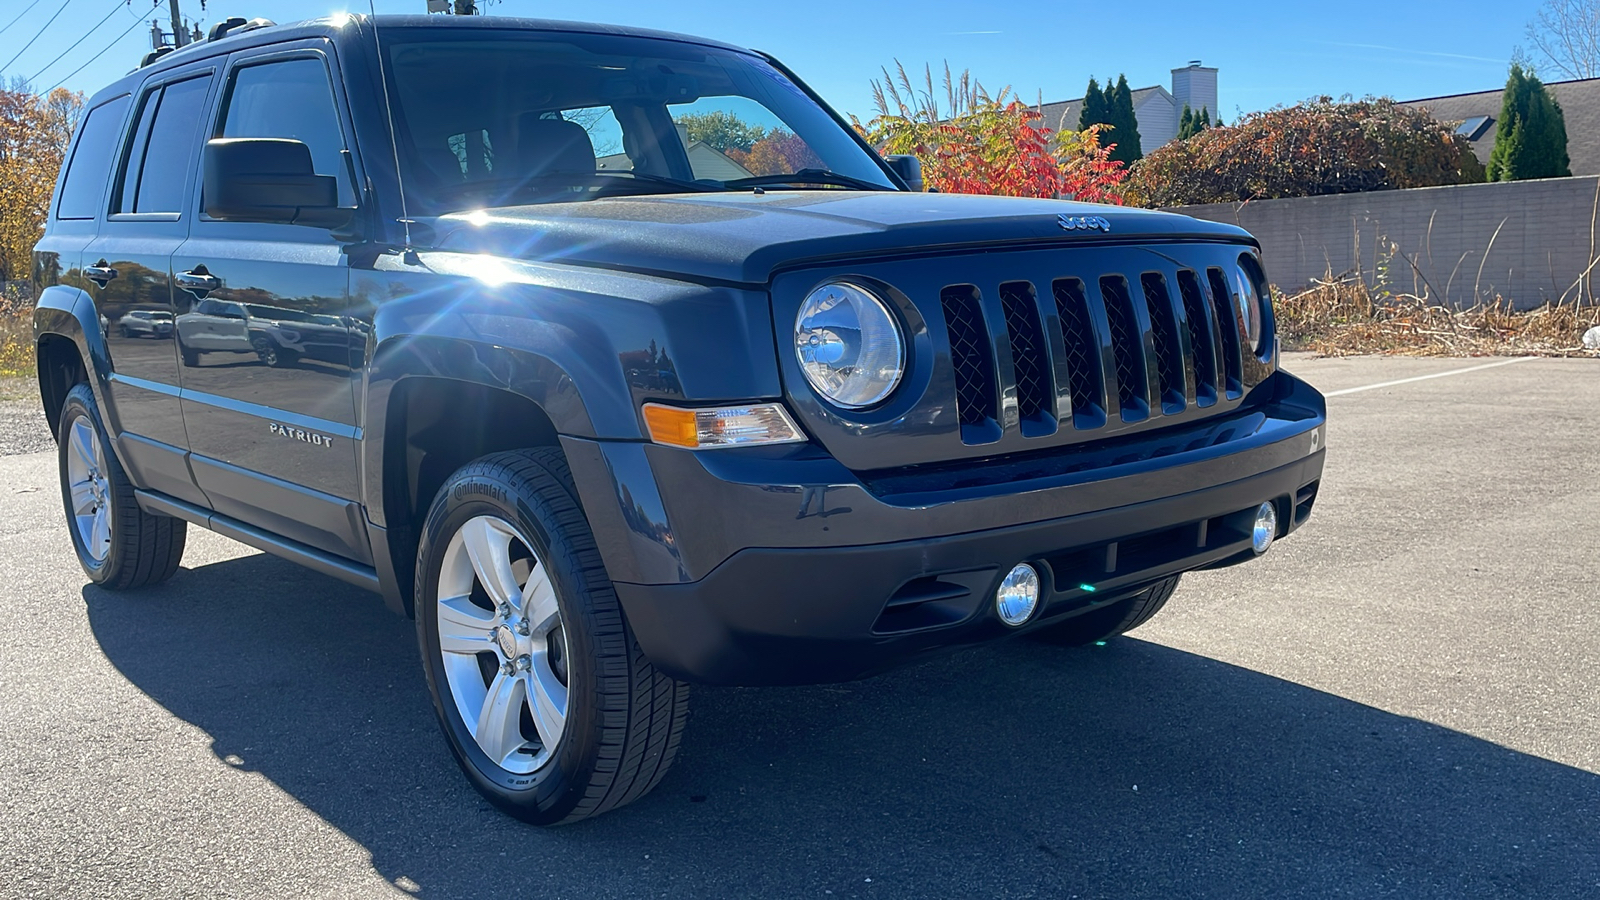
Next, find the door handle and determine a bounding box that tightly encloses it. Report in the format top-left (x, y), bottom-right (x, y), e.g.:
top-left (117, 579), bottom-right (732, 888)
top-left (83, 260), bottom-right (118, 287)
top-left (176, 266), bottom-right (221, 297)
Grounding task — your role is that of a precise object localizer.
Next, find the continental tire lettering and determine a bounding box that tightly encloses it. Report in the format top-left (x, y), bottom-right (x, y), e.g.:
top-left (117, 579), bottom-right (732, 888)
top-left (453, 481), bottom-right (507, 504)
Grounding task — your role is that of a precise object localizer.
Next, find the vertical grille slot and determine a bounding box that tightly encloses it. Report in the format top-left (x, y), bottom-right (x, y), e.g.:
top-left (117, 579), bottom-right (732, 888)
top-left (998, 280), bottom-right (1055, 436)
top-left (1205, 267), bottom-right (1245, 397)
top-left (1140, 273), bottom-right (1185, 414)
top-left (1098, 276), bottom-right (1148, 421)
top-left (1177, 269), bottom-right (1219, 407)
top-left (940, 284), bottom-right (1000, 442)
top-left (1051, 278), bottom-right (1106, 429)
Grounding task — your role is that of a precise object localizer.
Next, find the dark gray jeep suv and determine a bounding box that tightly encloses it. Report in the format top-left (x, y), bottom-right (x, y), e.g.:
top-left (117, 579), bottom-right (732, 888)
top-left (32, 15), bottom-right (1326, 824)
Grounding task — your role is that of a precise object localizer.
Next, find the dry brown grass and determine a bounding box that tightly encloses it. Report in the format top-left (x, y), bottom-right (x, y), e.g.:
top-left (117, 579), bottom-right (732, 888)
top-left (1274, 276), bottom-right (1600, 357)
top-left (0, 284), bottom-right (31, 377)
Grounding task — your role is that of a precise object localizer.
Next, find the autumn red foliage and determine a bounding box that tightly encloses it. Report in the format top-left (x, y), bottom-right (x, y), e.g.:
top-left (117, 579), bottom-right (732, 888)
top-left (858, 62), bottom-right (1128, 203)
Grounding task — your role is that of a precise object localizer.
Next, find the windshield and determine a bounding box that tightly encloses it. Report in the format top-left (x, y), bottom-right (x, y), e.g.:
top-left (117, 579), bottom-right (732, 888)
top-left (383, 30), bottom-right (899, 213)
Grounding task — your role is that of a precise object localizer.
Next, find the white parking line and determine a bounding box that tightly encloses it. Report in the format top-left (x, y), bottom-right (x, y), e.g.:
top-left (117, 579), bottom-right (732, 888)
top-left (1323, 357), bottom-right (1533, 397)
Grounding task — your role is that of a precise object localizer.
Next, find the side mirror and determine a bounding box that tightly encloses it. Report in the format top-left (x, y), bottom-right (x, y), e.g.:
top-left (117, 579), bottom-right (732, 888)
top-left (203, 138), bottom-right (348, 227)
top-left (884, 154), bottom-right (924, 192)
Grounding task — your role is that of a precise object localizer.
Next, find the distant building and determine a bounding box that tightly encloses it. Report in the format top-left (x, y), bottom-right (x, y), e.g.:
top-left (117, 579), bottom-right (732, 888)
top-left (1036, 61), bottom-right (1219, 152)
top-left (1400, 77), bottom-right (1600, 177)
top-left (596, 143), bottom-right (754, 180)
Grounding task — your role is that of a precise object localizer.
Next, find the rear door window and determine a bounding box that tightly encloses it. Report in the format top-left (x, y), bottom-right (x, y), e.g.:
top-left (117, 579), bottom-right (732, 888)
top-left (116, 74), bottom-right (214, 215)
top-left (56, 95), bottom-right (130, 220)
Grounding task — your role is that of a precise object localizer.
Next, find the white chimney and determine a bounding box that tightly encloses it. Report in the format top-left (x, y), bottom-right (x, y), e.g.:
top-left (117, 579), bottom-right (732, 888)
top-left (1171, 60), bottom-right (1219, 121)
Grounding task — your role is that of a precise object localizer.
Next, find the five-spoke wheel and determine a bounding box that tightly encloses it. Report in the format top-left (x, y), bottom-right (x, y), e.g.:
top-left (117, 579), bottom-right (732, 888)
top-left (64, 414), bottom-right (113, 563)
top-left (415, 448), bottom-right (688, 825)
top-left (54, 383), bottom-right (185, 588)
top-left (435, 515), bottom-right (570, 774)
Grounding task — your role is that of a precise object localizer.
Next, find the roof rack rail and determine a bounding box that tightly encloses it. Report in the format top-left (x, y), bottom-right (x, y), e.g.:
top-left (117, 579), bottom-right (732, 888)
top-left (139, 46), bottom-right (176, 68)
top-left (208, 16), bottom-right (276, 42)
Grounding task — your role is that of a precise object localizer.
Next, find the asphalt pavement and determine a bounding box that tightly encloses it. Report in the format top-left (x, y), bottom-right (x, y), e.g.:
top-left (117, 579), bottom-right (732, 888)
top-left (1, 354), bottom-right (1597, 899)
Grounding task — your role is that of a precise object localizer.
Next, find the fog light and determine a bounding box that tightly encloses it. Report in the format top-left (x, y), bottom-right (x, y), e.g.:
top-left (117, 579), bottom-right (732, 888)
top-left (1252, 502), bottom-right (1278, 554)
top-left (996, 563), bottom-right (1040, 626)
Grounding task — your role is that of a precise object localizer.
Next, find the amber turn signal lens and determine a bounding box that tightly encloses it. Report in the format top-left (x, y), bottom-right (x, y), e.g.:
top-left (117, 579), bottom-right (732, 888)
top-left (641, 403), bottom-right (805, 450)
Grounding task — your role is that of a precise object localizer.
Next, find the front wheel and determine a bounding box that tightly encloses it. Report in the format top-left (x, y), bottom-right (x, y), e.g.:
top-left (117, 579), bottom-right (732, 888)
top-left (1030, 575), bottom-right (1181, 646)
top-left (415, 448), bottom-right (688, 825)
top-left (56, 383), bottom-right (186, 588)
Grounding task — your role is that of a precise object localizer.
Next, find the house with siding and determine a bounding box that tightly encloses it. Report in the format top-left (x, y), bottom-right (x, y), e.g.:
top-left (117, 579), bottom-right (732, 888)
top-left (1400, 77), bottom-right (1600, 176)
top-left (1035, 62), bottom-right (1218, 152)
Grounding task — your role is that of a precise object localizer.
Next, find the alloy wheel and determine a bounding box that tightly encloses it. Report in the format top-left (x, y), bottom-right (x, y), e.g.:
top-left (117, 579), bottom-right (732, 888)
top-left (65, 416), bottom-right (112, 563)
top-left (435, 515), bottom-right (569, 775)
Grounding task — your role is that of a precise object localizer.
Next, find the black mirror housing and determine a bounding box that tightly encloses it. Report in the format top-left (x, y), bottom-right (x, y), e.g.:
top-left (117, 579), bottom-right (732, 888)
top-left (884, 154), bottom-right (924, 192)
top-left (203, 138), bottom-right (347, 226)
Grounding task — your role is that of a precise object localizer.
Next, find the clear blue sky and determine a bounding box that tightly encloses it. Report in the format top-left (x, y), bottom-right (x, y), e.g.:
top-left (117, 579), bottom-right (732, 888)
top-left (2, 0), bottom-right (1541, 121)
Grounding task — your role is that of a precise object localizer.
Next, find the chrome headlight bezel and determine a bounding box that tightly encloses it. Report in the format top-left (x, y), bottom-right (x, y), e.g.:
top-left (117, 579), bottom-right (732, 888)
top-left (793, 280), bottom-right (907, 410)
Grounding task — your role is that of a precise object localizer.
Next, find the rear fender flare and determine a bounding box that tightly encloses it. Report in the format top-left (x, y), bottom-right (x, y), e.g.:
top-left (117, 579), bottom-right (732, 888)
top-left (32, 284), bottom-right (115, 436)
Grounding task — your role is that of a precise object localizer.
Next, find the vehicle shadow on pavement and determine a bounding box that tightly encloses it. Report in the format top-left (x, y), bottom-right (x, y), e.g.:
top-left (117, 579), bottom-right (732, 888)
top-left (85, 553), bottom-right (1600, 900)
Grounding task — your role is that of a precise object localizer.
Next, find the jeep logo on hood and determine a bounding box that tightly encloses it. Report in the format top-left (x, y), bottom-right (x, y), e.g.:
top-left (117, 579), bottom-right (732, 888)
top-left (1059, 214), bottom-right (1112, 233)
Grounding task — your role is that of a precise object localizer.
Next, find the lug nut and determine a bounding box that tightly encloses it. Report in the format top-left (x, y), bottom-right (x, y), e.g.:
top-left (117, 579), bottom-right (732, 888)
top-left (515, 654), bottom-right (531, 672)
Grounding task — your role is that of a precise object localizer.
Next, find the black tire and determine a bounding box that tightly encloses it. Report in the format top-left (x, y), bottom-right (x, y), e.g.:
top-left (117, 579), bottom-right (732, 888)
top-left (180, 345), bottom-right (200, 367)
top-left (1030, 575), bottom-right (1181, 646)
top-left (415, 447), bottom-right (689, 825)
top-left (56, 383), bottom-right (186, 589)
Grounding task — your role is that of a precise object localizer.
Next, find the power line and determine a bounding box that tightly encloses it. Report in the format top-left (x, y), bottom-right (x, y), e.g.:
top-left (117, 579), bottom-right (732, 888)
top-left (29, 0), bottom-right (126, 85)
top-left (0, 0), bottom-right (78, 77)
top-left (0, 0), bottom-right (48, 38)
top-left (46, 4), bottom-right (154, 93)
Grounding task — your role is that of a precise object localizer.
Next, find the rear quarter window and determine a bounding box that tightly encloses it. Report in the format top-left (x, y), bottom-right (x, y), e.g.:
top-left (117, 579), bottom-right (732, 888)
top-left (56, 95), bottom-right (130, 220)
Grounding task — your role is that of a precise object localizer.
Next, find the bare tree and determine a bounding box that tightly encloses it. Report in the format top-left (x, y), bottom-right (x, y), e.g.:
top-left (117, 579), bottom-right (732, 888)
top-left (1526, 0), bottom-right (1600, 80)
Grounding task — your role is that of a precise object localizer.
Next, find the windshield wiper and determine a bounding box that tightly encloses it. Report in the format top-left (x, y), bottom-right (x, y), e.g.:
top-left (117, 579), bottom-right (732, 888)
top-left (723, 169), bottom-right (891, 192)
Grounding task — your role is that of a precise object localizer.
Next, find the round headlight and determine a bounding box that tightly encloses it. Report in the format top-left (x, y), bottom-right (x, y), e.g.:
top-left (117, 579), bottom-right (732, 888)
top-left (1232, 263), bottom-right (1262, 352)
top-left (1234, 257), bottom-right (1273, 356)
top-left (794, 281), bottom-right (905, 409)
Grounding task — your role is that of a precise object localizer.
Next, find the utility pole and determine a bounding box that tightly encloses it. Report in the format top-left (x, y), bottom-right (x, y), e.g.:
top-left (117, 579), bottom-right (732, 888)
top-left (167, 0), bottom-right (188, 47)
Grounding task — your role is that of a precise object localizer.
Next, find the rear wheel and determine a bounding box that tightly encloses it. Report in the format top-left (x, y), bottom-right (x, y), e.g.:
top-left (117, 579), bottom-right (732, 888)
top-left (56, 383), bottom-right (186, 588)
top-left (1030, 575), bottom-right (1180, 646)
top-left (415, 448), bottom-right (688, 825)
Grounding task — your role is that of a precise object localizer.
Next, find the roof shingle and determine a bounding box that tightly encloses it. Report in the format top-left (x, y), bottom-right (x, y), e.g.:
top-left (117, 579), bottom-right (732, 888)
top-left (1401, 77), bottom-right (1600, 176)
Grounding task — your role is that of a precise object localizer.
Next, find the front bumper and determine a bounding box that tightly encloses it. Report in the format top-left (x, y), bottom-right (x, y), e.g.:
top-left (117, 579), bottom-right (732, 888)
top-left (563, 372), bottom-right (1325, 685)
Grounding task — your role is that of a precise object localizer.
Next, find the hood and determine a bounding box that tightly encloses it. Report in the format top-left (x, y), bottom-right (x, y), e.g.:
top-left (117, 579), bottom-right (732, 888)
top-left (427, 191), bottom-right (1253, 285)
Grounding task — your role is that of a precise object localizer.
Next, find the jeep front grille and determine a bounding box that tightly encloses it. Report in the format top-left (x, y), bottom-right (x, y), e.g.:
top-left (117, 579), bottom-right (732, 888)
top-left (998, 281), bottom-right (1052, 435)
top-left (939, 265), bottom-right (1249, 445)
top-left (940, 284), bottom-right (997, 430)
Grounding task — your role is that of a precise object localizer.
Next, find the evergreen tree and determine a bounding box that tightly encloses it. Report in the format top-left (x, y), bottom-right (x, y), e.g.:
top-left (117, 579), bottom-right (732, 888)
top-left (1077, 77), bottom-right (1106, 133)
top-left (1178, 104), bottom-right (1214, 141)
top-left (1106, 74), bottom-right (1143, 163)
top-left (1487, 64), bottom-right (1572, 181)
